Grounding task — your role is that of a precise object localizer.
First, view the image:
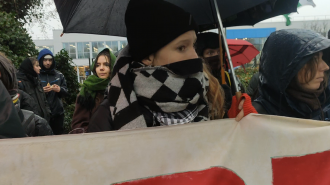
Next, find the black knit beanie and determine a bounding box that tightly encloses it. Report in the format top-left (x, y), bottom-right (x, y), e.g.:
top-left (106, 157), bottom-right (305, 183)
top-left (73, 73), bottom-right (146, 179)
top-left (196, 32), bottom-right (220, 57)
top-left (125, 0), bottom-right (198, 62)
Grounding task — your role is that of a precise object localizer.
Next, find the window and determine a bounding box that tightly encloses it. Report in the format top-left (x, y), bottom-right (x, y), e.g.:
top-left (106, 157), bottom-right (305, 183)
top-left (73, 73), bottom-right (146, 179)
top-left (36, 46), bottom-right (54, 53)
top-left (63, 43), bottom-right (77, 59)
top-left (105, 41), bottom-right (119, 53)
top-left (77, 66), bottom-right (90, 83)
top-left (119, 40), bottom-right (128, 50)
top-left (92, 41), bottom-right (106, 58)
top-left (77, 42), bottom-right (90, 59)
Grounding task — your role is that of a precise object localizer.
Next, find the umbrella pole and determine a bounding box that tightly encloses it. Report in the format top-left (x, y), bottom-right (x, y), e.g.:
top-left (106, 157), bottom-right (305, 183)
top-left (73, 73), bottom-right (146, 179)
top-left (213, 0), bottom-right (242, 100)
top-left (218, 31), bottom-right (226, 85)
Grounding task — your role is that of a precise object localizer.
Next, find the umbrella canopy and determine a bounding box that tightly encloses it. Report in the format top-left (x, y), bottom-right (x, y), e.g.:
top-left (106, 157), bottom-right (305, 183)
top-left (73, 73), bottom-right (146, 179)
top-left (54, 0), bottom-right (299, 37)
top-left (226, 39), bottom-right (260, 68)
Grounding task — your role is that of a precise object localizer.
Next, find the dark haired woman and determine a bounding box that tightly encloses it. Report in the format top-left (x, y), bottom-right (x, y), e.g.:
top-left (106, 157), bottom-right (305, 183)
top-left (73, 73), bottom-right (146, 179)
top-left (17, 57), bottom-right (51, 122)
top-left (70, 48), bottom-right (116, 133)
top-left (253, 29), bottom-right (330, 120)
top-left (87, 0), bottom-right (256, 132)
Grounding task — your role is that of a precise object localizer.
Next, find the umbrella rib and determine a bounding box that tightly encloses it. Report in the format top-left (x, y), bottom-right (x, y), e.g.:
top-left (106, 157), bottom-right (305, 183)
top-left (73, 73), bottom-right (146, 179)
top-left (64, 0), bottom-right (83, 30)
top-left (104, 0), bottom-right (119, 33)
top-left (208, 0), bottom-right (216, 27)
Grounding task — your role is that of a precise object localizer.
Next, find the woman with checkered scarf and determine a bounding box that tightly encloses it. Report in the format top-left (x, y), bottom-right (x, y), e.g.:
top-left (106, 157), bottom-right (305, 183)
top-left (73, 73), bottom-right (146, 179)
top-left (88, 0), bottom-right (257, 132)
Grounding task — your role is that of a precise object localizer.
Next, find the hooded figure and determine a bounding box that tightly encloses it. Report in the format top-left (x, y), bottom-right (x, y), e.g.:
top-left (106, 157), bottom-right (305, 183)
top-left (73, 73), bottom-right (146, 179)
top-left (0, 80), bottom-right (26, 139)
top-left (88, 0), bottom-right (256, 132)
top-left (253, 29), bottom-right (330, 120)
top-left (196, 32), bottom-right (246, 114)
top-left (0, 53), bottom-right (53, 137)
top-left (195, 32), bottom-right (245, 92)
top-left (38, 49), bottom-right (68, 135)
top-left (70, 48), bottom-right (116, 134)
top-left (17, 58), bottom-right (51, 122)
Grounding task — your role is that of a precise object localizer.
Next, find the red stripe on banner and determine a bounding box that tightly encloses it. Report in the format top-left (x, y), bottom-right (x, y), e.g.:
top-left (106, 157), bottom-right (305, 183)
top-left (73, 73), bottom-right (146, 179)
top-left (113, 167), bottom-right (245, 185)
top-left (272, 150), bottom-right (330, 185)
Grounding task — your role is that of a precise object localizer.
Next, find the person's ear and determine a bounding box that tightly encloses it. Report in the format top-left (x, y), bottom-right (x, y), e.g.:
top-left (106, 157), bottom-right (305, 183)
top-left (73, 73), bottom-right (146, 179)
top-left (141, 54), bottom-right (154, 66)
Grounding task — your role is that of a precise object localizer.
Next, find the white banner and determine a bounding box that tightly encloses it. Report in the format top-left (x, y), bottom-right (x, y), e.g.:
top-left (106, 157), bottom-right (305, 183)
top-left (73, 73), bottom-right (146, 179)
top-left (1, 114), bottom-right (330, 185)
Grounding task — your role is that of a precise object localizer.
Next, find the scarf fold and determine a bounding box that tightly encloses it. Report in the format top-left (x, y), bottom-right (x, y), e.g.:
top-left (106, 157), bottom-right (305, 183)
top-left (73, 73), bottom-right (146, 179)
top-left (287, 80), bottom-right (325, 110)
top-left (107, 57), bottom-right (209, 130)
top-left (77, 75), bottom-right (109, 110)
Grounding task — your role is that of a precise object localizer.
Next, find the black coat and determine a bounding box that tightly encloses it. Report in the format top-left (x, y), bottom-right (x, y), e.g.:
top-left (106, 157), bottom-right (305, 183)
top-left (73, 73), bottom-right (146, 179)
top-left (39, 69), bottom-right (69, 116)
top-left (247, 72), bottom-right (259, 101)
top-left (0, 81), bottom-right (26, 139)
top-left (254, 29), bottom-right (330, 120)
top-left (212, 70), bottom-right (245, 112)
top-left (19, 109), bottom-right (53, 136)
top-left (18, 89), bottom-right (39, 115)
top-left (37, 50), bottom-right (69, 116)
top-left (17, 72), bottom-right (51, 122)
top-left (87, 98), bottom-right (159, 132)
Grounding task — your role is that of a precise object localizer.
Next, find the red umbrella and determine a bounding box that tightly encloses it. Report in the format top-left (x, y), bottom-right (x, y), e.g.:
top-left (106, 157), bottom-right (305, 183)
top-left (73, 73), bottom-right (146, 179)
top-left (225, 39), bottom-right (260, 68)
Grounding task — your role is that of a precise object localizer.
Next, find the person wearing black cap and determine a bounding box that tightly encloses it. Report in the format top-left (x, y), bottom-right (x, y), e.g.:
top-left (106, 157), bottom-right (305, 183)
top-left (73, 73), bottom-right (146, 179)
top-left (196, 32), bottom-right (245, 96)
top-left (88, 0), bottom-right (256, 132)
top-left (17, 57), bottom-right (51, 122)
top-left (37, 49), bottom-right (68, 135)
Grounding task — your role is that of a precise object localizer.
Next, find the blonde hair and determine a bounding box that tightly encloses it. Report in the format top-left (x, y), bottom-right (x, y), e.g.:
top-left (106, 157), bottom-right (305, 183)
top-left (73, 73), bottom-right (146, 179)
top-left (203, 63), bottom-right (225, 119)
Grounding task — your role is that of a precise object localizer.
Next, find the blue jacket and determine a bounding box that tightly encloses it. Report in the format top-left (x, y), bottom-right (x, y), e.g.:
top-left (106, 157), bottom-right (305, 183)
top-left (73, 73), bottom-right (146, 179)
top-left (38, 49), bottom-right (69, 116)
top-left (254, 29), bottom-right (330, 120)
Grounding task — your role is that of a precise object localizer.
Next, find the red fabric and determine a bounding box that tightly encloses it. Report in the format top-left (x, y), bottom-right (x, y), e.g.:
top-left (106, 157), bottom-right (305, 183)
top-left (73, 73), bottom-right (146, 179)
top-left (272, 150), bottom-right (330, 185)
top-left (113, 167), bottom-right (245, 185)
top-left (227, 93), bottom-right (257, 118)
top-left (225, 39), bottom-right (260, 68)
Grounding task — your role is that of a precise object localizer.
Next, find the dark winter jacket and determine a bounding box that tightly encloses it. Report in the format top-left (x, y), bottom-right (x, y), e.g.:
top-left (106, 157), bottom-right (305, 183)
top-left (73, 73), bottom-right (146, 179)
top-left (71, 92), bottom-right (104, 133)
top-left (253, 29), bottom-right (330, 120)
top-left (17, 72), bottom-right (51, 122)
top-left (247, 72), bottom-right (259, 101)
top-left (18, 89), bottom-right (39, 114)
top-left (212, 70), bottom-right (245, 113)
top-left (16, 90), bottom-right (53, 136)
top-left (88, 98), bottom-right (156, 132)
top-left (18, 109), bottom-right (53, 136)
top-left (37, 49), bottom-right (69, 116)
top-left (0, 81), bottom-right (26, 139)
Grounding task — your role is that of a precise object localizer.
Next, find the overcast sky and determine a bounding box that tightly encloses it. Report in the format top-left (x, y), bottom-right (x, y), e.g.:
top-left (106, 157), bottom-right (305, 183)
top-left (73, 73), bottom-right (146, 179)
top-left (29, 0), bottom-right (330, 39)
top-left (291, 0), bottom-right (329, 16)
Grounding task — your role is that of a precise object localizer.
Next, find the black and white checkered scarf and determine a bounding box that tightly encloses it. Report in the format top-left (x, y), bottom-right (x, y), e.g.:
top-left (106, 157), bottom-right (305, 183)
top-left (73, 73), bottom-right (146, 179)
top-left (108, 49), bottom-right (209, 130)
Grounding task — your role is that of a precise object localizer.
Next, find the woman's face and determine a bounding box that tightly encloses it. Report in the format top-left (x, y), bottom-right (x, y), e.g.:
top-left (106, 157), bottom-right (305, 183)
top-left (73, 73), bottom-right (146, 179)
top-left (142, 30), bottom-right (198, 66)
top-left (33, 61), bottom-right (41, 74)
top-left (95, 55), bottom-right (111, 79)
top-left (298, 51), bottom-right (329, 90)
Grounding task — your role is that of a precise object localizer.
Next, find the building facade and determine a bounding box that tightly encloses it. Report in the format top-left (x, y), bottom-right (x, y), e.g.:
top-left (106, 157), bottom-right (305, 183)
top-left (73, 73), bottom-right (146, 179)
top-left (33, 18), bottom-right (330, 82)
top-left (34, 30), bottom-right (127, 82)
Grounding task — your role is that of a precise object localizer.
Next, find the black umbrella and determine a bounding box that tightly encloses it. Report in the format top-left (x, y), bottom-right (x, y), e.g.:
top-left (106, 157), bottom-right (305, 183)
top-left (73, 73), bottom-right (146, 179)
top-left (55, 0), bottom-right (298, 96)
top-left (55, 0), bottom-right (298, 37)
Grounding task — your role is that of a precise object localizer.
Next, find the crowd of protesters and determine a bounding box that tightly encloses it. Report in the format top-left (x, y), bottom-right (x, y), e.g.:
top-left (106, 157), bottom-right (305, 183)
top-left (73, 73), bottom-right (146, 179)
top-left (1, 0), bottom-right (330, 139)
